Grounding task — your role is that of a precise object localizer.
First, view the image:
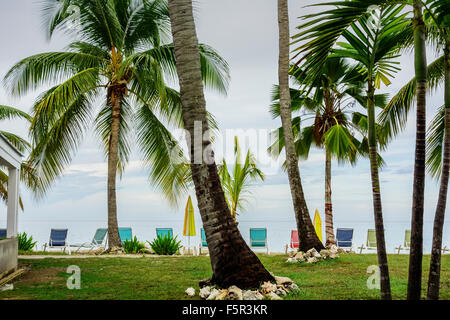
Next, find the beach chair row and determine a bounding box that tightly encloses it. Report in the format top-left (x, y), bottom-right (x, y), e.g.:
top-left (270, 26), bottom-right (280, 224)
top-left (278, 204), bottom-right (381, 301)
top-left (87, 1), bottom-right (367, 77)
top-left (286, 228), bottom-right (450, 254)
top-left (31, 227), bottom-right (269, 255)
top-left (39, 227), bottom-right (173, 254)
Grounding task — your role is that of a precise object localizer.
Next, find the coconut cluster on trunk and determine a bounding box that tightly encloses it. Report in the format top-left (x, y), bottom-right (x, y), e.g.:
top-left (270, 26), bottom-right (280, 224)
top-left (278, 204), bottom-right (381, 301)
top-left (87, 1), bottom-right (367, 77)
top-left (185, 275), bottom-right (299, 300)
top-left (286, 245), bottom-right (344, 264)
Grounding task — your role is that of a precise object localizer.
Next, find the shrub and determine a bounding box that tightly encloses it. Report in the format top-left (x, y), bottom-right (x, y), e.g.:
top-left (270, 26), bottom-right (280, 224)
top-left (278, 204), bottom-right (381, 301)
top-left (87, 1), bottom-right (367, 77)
top-left (148, 235), bottom-right (182, 255)
top-left (123, 236), bottom-right (146, 254)
top-left (18, 232), bottom-right (37, 252)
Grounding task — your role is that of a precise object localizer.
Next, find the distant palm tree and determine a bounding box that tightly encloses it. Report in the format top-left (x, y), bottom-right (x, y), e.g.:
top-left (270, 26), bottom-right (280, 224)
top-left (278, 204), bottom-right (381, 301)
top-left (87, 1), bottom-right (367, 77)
top-left (293, 2), bottom-right (412, 299)
top-left (0, 105), bottom-right (42, 209)
top-left (167, 0), bottom-right (274, 288)
top-left (218, 136), bottom-right (264, 221)
top-left (269, 58), bottom-right (388, 247)
top-left (3, 0), bottom-right (229, 248)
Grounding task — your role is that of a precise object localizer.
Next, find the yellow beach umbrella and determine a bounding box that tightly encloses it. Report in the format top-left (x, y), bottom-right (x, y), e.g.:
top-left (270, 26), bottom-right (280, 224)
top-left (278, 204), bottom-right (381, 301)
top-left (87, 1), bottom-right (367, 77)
top-left (183, 196), bottom-right (196, 253)
top-left (313, 209), bottom-right (323, 243)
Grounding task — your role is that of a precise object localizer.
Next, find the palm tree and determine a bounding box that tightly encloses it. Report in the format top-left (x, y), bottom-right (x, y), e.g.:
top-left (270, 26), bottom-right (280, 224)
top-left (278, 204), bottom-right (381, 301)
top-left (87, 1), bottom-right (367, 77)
top-left (167, 0), bottom-right (274, 288)
top-left (269, 58), bottom-right (388, 247)
top-left (218, 136), bottom-right (264, 221)
top-left (3, 0), bottom-right (230, 248)
top-left (293, 2), bottom-right (412, 299)
top-left (0, 105), bottom-right (43, 209)
top-left (377, 0), bottom-right (449, 299)
top-left (424, 0), bottom-right (449, 300)
top-left (277, 0), bottom-right (324, 252)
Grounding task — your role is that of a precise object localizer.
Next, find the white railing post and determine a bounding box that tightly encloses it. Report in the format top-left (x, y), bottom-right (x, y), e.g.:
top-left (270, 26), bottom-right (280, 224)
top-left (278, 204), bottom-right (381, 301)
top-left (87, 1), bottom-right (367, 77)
top-left (7, 167), bottom-right (20, 238)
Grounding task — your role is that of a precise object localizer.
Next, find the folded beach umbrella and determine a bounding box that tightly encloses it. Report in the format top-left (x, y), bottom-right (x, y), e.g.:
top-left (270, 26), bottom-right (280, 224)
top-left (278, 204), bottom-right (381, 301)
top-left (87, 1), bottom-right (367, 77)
top-left (183, 196), bottom-right (196, 253)
top-left (313, 209), bottom-right (323, 243)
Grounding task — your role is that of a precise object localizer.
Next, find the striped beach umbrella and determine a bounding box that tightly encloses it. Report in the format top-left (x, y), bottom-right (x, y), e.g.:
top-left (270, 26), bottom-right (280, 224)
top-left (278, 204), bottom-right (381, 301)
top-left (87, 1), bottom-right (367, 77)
top-left (313, 209), bottom-right (323, 243)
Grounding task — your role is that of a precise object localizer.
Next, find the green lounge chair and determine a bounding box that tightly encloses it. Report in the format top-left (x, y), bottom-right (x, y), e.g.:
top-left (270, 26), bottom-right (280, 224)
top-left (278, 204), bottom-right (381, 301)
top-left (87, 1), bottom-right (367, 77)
top-left (358, 229), bottom-right (377, 254)
top-left (199, 228), bottom-right (208, 255)
top-left (119, 227), bottom-right (132, 244)
top-left (395, 230), bottom-right (411, 254)
top-left (156, 228), bottom-right (173, 239)
top-left (249, 228), bottom-right (269, 254)
top-left (71, 228), bottom-right (108, 252)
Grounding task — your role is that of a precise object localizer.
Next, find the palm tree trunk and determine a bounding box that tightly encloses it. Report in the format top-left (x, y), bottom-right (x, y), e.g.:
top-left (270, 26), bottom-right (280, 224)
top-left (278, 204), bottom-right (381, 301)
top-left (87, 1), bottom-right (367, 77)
top-left (167, 0), bottom-right (274, 289)
top-left (106, 85), bottom-right (124, 248)
top-left (324, 149), bottom-right (336, 247)
top-left (278, 0), bottom-right (324, 252)
top-left (427, 41), bottom-right (450, 300)
top-left (367, 82), bottom-right (392, 300)
top-left (408, 0), bottom-right (428, 300)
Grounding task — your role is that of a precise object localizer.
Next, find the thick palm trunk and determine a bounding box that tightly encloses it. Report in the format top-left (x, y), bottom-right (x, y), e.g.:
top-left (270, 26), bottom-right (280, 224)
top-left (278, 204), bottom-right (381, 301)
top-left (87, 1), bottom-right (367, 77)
top-left (167, 0), bottom-right (274, 288)
top-left (278, 0), bottom-right (324, 252)
top-left (106, 86), bottom-right (124, 248)
top-left (367, 83), bottom-right (392, 300)
top-left (408, 1), bottom-right (428, 300)
top-left (324, 150), bottom-right (336, 247)
top-left (427, 42), bottom-right (450, 300)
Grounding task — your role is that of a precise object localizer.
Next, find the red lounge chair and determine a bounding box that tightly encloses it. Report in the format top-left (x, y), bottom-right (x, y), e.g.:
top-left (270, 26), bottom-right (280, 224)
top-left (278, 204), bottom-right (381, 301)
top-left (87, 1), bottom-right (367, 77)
top-left (285, 230), bottom-right (299, 254)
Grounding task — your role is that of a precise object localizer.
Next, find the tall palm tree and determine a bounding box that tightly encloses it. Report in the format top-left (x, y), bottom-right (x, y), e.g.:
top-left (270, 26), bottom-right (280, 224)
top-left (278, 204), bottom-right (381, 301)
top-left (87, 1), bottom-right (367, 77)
top-left (424, 0), bottom-right (449, 300)
top-left (218, 136), bottom-right (264, 221)
top-left (292, 2), bottom-right (412, 299)
top-left (378, 0), bottom-right (449, 299)
top-left (277, 0), bottom-right (324, 252)
top-left (0, 105), bottom-right (43, 209)
top-left (3, 0), bottom-right (230, 248)
top-left (167, 0), bottom-right (274, 288)
top-left (269, 58), bottom-right (388, 247)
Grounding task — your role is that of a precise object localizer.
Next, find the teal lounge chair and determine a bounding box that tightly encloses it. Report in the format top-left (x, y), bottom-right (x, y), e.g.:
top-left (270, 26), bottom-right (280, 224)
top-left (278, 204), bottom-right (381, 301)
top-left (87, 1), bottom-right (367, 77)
top-left (71, 228), bottom-right (108, 252)
top-left (156, 228), bottom-right (173, 239)
top-left (119, 227), bottom-right (132, 244)
top-left (249, 228), bottom-right (269, 254)
top-left (199, 228), bottom-right (208, 255)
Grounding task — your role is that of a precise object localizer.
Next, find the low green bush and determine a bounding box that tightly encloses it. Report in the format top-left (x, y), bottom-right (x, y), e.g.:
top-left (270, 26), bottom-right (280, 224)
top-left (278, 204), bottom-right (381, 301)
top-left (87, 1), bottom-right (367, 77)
top-left (123, 236), bottom-right (146, 254)
top-left (18, 232), bottom-right (37, 252)
top-left (148, 235), bottom-right (182, 255)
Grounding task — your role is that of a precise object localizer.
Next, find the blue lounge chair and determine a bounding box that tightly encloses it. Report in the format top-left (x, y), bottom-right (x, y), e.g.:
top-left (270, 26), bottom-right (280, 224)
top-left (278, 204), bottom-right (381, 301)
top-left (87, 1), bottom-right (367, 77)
top-left (199, 228), bottom-right (208, 254)
top-left (0, 229), bottom-right (6, 239)
top-left (156, 228), bottom-right (173, 239)
top-left (119, 227), bottom-right (132, 244)
top-left (43, 229), bottom-right (71, 254)
top-left (249, 228), bottom-right (269, 254)
top-left (71, 228), bottom-right (108, 252)
top-left (336, 228), bottom-right (354, 252)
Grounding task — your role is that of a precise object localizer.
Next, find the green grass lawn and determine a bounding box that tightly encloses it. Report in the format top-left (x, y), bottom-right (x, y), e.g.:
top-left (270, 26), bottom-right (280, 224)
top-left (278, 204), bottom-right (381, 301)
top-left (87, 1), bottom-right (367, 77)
top-left (1, 254), bottom-right (449, 300)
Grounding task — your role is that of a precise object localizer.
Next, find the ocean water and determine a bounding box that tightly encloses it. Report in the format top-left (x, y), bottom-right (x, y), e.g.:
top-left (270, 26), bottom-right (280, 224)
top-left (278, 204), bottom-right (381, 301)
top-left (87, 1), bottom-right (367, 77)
top-left (12, 218), bottom-right (450, 254)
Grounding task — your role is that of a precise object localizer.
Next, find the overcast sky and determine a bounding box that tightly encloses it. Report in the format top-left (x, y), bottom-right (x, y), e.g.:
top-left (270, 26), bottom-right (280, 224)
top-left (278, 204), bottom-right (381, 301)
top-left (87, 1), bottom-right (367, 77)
top-left (0, 1), bottom-right (447, 235)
